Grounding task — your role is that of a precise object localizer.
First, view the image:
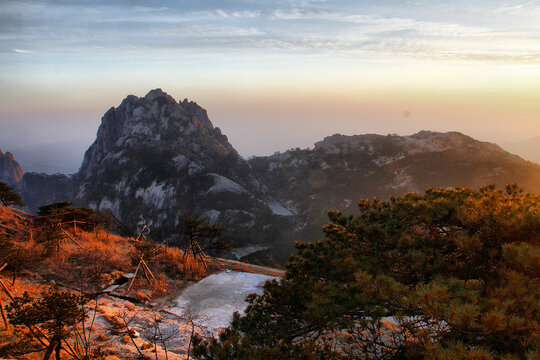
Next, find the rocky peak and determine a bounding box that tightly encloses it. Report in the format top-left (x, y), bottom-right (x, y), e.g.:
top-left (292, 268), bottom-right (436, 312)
top-left (143, 88), bottom-right (172, 102)
top-left (78, 89), bottom-right (237, 180)
top-left (313, 131), bottom-right (505, 157)
top-left (180, 99), bottom-right (214, 129)
top-left (0, 149), bottom-right (24, 184)
top-left (72, 89), bottom-right (272, 245)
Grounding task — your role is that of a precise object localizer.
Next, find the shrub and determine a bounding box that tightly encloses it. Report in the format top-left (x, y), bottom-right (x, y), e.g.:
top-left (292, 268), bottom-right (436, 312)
top-left (193, 185), bottom-right (540, 360)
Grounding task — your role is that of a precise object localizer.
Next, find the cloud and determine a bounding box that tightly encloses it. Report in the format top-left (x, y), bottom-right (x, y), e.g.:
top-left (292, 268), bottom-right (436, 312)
top-left (0, 0), bottom-right (538, 65)
top-left (13, 48), bottom-right (34, 53)
top-left (157, 25), bottom-right (264, 37)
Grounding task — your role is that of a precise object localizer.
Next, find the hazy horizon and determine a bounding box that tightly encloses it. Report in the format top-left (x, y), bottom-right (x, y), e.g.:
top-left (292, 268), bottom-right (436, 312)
top-left (2, 122), bottom-right (539, 174)
top-left (1, 0), bottom-right (539, 172)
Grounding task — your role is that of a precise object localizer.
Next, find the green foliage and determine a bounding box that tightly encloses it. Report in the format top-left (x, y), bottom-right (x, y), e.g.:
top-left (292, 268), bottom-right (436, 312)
top-left (7, 288), bottom-right (88, 359)
top-left (0, 181), bottom-right (24, 207)
top-left (38, 201), bottom-right (107, 222)
top-left (181, 215), bottom-right (228, 252)
top-left (38, 201), bottom-right (75, 216)
top-left (0, 234), bottom-right (35, 273)
top-left (7, 288), bottom-right (87, 335)
top-left (192, 185), bottom-right (540, 360)
top-left (37, 201), bottom-right (102, 229)
top-left (36, 201), bottom-right (109, 256)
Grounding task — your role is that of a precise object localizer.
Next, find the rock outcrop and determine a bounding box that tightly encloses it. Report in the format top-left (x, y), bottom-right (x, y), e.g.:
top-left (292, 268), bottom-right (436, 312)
top-left (249, 131), bottom-right (540, 253)
top-left (73, 89), bottom-right (282, 249)
top-left (0, 150), bottom-right (24, 185)
top-left (8, 89), bottom-right (540, 261)
top-left (19, 173), bottom-right (74, 213)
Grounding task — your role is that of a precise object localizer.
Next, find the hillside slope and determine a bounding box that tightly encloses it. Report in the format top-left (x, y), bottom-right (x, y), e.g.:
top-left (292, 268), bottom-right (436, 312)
top-left (0, 204), bottom-right (283, 359)
top-left (249, 131), bottom-right (540, 253)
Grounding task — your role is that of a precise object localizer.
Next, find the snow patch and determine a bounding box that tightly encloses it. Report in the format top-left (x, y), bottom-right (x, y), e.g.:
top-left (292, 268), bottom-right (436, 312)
top-left (98, 197), bottom-right (120, 215)
top-left (114, 178), bottom-right (129, 195)
top-left (373, 154), bottom-right (405, 167)
top-left (206, 173), bottom-right (245, 194)
top-left (289, 158), bottom-right (307, 167)
top-left (268, 201), bottom-right (295, 216)
top-left (390, 169), bottom-right (414, 190)
top-left (170, 271), bottom-right (277, 330)
top-left (135, 181), bottom-right (174, 208)
top-left (320, 161), bottom-right (329, 170)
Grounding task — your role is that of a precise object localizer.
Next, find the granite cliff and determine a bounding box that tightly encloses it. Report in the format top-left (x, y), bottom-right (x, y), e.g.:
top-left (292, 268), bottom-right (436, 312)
top-left (7, 90), bottom-right (540, 260)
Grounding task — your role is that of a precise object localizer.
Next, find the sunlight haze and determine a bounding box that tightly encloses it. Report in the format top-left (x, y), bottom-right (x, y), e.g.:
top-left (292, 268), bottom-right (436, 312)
top-left (1, 0), bottom-right (539, 172)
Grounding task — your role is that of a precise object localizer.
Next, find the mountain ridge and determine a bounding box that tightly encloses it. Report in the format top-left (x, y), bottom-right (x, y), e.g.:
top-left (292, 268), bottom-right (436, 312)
top-left (3, 89), bottom-right (540, 260)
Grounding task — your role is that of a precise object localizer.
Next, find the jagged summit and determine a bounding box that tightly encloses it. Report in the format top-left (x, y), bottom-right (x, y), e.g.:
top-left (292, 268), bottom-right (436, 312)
top-left (73, 90), bottom-right (272, 247)
top-left (78, 89), bottom-right (236, 180)
top-left (0, 149), bottom-right (24, 184)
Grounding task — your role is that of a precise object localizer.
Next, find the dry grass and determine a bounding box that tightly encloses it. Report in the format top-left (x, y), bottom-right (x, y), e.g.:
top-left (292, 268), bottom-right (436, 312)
top-left (1, 206), bottom-right (252, 301)
top-left (0, 206), bottom-right (285, 359)
top-left (152, 246), bottom-right (208, 281)
top-left (96, 333), bottom-right (111, 342)
top-left (2, 215), bottom-right (210, 296)
top-left (103, 314), bottom-right (124, 336)
top-left (135, 290), bottom-right (152, 302)
top-left (141, 342), bottom-right (153, 350)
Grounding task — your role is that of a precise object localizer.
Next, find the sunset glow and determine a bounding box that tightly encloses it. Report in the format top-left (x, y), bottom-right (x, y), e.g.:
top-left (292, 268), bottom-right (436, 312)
top-left (1, 0), bottom-right (539, 171)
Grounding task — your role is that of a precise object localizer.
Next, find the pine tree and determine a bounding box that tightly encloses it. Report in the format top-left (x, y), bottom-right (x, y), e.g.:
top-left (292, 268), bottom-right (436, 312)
top-left (180, 216), bottom-right (226, 269)
top-left (192, 185), bottom-right (540, 360)
top-left (0, 181), bottom-right (24, 207)
top-left (7, 288), bottom-right (87, 360)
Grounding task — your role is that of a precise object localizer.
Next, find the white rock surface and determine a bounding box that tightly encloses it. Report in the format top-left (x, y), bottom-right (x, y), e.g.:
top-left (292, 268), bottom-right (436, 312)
top-left (207, 173), bottom-right (245, 194)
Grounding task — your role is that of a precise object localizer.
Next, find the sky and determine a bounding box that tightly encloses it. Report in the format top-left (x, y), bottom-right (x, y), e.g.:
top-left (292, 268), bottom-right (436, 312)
top-left (0, 0), bottom-right (539, 173)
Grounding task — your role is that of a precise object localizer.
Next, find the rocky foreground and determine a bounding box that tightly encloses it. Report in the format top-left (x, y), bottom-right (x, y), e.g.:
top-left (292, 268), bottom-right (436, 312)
top-left (0, 204), bottom-right (283, 359)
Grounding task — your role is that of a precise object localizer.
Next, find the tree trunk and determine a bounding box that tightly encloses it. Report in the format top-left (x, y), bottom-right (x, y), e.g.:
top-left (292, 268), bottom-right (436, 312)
top-left (42, 341), bottom-right (56, 360)
top-left (42, 335), bottom-right (61, 360)
top-left (0, 298), bottom-right (9, 331)
top-left (186, 320), bottom-right (195, 360)
top-left (55, 340), bottom-right (62, 360)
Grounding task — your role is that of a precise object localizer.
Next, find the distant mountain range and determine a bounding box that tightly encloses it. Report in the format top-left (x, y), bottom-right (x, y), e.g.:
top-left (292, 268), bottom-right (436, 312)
top-left (2, 89), bottom-right (540, 261)
top-left (6, 141), bottom-right (87, 174)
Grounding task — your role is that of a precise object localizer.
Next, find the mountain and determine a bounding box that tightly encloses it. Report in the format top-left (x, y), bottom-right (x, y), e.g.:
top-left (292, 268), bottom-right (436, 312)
top-left (0, 149), bottom-right (23, 185)
top-left (249, 131), bottom-right (540, 250)
top-left (1, 148), bottom-right (73, 212)
top-left (9, 89), bottom-right (540, 261)
top-left (19, 172), bottom-right (74, 212)
top-left (72, 89), bottom-right (285, 249)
